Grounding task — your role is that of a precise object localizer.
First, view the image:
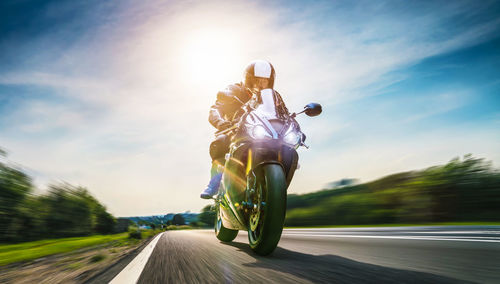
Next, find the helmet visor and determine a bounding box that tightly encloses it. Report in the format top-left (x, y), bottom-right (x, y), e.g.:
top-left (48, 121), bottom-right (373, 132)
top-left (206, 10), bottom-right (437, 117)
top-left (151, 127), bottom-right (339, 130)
top-left (250, 77), bottom-right (271, 91)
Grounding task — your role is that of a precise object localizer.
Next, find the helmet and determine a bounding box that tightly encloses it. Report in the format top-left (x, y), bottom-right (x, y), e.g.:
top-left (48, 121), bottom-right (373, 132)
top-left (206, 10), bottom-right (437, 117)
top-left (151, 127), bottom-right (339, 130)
top-left (244, 60), bottom-right (275, 91)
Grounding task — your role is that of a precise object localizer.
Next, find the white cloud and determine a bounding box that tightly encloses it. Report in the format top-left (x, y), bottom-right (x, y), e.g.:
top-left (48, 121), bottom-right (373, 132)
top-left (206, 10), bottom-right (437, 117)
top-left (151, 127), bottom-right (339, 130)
top-left (401, 91), bottom-right (471, 123)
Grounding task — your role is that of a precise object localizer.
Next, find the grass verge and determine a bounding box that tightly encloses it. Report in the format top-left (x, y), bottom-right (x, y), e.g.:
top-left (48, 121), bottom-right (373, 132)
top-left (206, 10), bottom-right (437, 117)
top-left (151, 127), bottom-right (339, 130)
top-left (0, 233), bottom-right (130, 266)
top-left (166, 225), bottom-right (192, 230)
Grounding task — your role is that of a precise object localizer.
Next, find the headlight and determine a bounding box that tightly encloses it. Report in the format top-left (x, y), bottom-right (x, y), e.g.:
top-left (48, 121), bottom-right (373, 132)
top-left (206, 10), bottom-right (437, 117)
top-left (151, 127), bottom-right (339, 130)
top-left (251, 125), bottom-right (272, 139)
top-left (284, 131), bottom-right (300, 145)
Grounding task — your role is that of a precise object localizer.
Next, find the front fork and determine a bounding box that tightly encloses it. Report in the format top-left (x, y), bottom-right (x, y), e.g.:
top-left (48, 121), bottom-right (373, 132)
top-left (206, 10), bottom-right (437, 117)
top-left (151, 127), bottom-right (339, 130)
top-left (242, 171), bottom-right (257, 212)
top-left (242, 159), bottom-right (266, 216)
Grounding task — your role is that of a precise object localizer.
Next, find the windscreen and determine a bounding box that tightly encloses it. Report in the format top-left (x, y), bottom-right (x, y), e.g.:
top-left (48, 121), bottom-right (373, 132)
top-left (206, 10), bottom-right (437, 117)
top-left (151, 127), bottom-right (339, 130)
top-left (254, 88), bottom-right (278, 119)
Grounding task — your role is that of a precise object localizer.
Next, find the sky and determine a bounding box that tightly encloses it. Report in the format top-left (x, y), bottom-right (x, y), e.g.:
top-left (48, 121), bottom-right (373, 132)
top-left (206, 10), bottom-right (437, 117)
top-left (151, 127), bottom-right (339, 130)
top-left (0, 0), bottom-right (499, 216)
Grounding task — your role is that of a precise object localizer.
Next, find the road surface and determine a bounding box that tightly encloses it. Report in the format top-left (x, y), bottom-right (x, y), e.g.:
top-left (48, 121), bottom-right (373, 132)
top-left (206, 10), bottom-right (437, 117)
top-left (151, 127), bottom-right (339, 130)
top-left (92, 226), bottom-right (500, 283)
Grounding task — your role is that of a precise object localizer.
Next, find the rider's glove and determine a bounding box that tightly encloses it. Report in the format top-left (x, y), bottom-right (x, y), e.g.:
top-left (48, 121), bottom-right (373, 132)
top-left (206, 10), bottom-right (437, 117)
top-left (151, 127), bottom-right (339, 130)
top-left (217, 120), bottom-right (232, 130)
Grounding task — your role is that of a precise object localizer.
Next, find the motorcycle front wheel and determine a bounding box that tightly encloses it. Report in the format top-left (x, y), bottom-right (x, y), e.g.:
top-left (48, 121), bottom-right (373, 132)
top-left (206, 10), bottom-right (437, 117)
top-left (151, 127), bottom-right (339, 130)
top-left (215, 203), bottom-right (238, 242)
top-left (248, 164), bottom-right (287, 255)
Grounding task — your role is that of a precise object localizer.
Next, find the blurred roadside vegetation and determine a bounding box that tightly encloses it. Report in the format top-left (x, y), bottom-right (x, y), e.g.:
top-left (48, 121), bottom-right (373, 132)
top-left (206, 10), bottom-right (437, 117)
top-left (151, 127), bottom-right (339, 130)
top-left (285, 155), bottom-right (500, 226)
top-left (0, 148), bottom-right (116, 243)
top-left (166, 225), bottom-right (194, 230)
top-left (127, 227), bottom-right (165, 239)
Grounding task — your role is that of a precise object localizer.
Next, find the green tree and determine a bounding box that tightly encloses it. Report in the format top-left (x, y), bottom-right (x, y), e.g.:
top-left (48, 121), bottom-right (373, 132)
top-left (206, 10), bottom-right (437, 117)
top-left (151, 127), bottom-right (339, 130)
top-left (94, 205), bottom-right (116, 234)
top-left (417, 155), bottom-right (500, 221)
top-left (75, 188), bottom-right (116, 234)
top-left (198, 205), bottom-right (215, 227)
top-left (0, 152), bottom-right (33, 241)
top-left (172, 214), bottom-right (185, 225)
top-left (43, 184), bottom-right (93, 237)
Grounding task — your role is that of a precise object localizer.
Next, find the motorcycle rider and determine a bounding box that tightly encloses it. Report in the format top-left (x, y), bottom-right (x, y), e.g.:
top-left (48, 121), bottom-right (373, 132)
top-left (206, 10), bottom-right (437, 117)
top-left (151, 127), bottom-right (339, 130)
top-left (200, 60), bottom-right (288, 199)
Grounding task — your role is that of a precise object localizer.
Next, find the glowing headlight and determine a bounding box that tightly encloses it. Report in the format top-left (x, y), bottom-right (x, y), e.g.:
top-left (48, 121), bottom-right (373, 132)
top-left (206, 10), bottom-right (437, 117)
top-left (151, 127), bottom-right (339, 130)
top-left (252, 125), bottom-right (271, 139)
top-left (284, 131), bottom-right (300, 145)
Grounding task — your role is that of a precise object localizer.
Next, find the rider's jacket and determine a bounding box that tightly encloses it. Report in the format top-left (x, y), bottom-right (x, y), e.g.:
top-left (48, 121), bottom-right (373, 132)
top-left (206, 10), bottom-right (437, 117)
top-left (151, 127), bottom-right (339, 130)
top-left (209, 83), bottom-right (251, 130)
top-left (209, 82), bottom-right (289, 130)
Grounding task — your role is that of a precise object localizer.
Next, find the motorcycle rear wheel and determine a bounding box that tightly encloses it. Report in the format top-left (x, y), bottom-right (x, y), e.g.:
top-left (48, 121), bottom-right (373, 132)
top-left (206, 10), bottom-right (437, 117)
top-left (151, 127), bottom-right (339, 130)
top-left (248, 164), bottom-right (287, 255)
top-left (215, 203), bottom-right (238, 242)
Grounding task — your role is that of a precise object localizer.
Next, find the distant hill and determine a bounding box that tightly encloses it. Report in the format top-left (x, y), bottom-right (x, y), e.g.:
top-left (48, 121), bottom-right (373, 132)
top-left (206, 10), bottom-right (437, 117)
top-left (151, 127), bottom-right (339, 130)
top-left (124, 212), bottom-right (199, 225)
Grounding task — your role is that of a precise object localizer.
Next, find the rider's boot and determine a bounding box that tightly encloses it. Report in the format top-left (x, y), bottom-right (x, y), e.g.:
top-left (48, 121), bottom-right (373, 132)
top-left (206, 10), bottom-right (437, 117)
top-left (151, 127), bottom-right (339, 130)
top-left (200, 161), bottom-right (223, 199)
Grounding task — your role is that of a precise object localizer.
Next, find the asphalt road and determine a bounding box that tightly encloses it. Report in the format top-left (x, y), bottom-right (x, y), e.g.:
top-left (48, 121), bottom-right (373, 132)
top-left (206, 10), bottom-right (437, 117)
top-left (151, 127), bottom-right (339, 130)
top-left (105, 226), bottom-right (500, 283)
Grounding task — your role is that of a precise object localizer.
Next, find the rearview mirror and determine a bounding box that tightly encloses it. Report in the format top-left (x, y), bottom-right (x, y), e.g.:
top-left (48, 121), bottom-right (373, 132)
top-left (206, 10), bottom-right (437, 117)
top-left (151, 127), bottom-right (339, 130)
top-left (304, 103), bottom-right (322, 117)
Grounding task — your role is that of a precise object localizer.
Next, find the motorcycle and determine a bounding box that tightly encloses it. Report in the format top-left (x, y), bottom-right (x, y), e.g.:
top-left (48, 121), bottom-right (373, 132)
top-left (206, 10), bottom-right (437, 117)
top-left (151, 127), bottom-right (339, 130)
top-left (213, 88), bottom-right (322, 255)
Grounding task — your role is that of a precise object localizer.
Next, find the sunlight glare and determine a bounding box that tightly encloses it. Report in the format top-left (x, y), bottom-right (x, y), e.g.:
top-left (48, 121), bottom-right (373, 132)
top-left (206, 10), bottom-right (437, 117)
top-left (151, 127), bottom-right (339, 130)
top-left (180, 29), bottom-right (243, 88)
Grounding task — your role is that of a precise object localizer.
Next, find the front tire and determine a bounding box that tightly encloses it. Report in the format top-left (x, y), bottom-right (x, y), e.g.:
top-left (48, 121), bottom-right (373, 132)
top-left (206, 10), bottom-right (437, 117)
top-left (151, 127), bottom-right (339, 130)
top-left (248, 164), bottom-right (287, 255)
top-left (215, 203), bottom-right (238, 242)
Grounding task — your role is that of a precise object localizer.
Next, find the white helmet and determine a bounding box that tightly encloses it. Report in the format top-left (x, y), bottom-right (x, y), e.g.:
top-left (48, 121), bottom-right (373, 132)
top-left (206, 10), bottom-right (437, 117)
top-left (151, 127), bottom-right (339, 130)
top-left (244, 60), bottom-right (275, 91)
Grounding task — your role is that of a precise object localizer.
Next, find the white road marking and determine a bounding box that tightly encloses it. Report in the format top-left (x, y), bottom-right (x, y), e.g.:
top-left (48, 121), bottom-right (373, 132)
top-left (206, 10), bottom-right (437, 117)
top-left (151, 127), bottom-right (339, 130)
top-left (281, 233), bottom-right (500, 243)
top-left (410, 231), bottom-right (500, 234)
top-left (110, 232), bottom-right (164, 284)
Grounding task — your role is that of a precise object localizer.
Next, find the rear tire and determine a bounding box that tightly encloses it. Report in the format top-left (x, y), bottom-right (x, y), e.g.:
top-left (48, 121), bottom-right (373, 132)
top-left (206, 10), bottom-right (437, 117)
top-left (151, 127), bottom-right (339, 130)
top-left (215, 203), bottom-right (238, 242)
top-left (248, 164), bottom-right (287, 255)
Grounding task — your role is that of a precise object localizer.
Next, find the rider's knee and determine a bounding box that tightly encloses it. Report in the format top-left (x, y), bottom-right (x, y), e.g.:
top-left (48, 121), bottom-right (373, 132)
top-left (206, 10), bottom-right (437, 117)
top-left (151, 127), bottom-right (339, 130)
top-left (209, 134), bottom-right (230, 161)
